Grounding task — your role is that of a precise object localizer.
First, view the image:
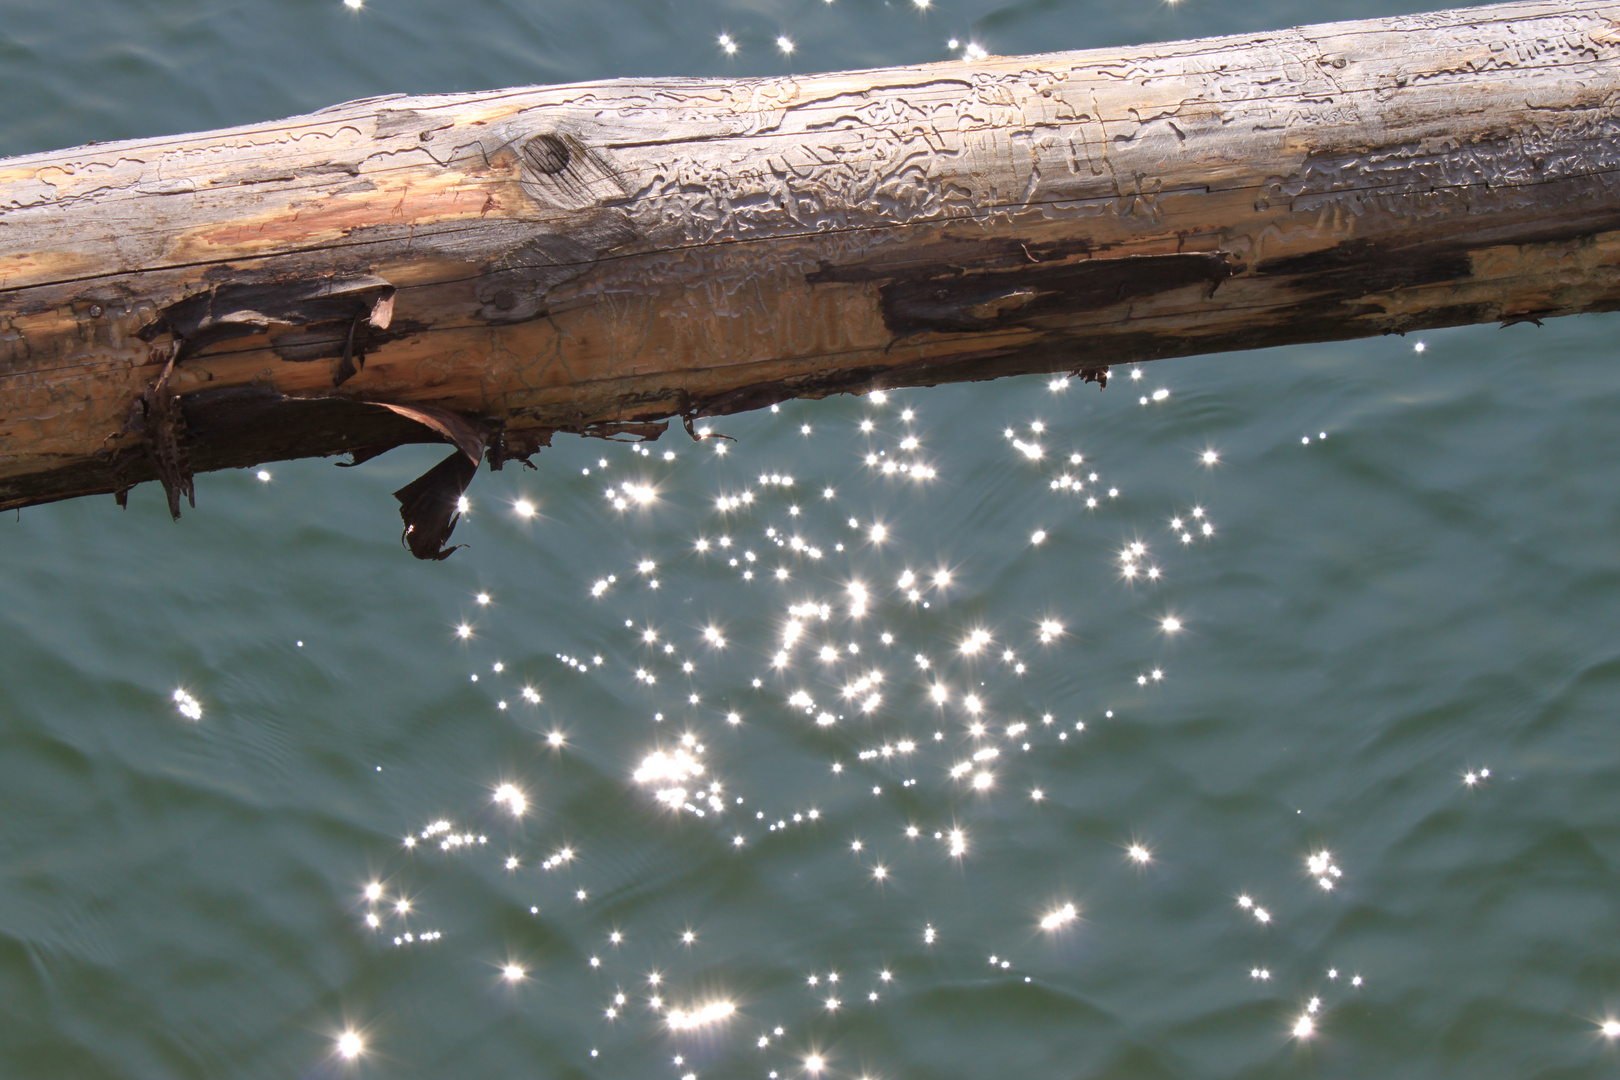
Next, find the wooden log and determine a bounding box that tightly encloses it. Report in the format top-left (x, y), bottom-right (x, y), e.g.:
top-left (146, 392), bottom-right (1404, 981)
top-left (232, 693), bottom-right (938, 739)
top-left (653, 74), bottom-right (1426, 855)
top-left (5, 0), bottom-right (1620, 555)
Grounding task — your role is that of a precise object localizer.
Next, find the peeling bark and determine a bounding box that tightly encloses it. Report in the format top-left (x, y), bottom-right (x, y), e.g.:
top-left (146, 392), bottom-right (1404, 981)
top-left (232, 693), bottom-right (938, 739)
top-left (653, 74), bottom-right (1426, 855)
top-left (5, 0), bottom-right (1620, 556)
top-left (393, 451), bottom-right (479, 561)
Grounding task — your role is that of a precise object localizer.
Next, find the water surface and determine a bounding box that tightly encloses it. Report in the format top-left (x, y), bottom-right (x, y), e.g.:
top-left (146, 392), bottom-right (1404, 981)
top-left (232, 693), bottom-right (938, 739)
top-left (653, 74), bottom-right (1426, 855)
top-left (4, 1), bottom-right (1620, 1077)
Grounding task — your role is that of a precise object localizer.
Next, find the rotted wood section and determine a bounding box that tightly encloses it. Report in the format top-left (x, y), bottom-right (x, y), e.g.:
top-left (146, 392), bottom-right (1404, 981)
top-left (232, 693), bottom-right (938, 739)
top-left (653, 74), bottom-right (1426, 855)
top-left (5, 0), bottom-right (1620, 555)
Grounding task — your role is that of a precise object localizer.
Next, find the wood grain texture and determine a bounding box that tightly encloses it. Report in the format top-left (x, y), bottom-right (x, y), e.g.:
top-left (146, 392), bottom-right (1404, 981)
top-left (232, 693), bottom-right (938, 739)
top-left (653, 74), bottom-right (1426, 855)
top-left (5, 0), bottom-right (1620, 537)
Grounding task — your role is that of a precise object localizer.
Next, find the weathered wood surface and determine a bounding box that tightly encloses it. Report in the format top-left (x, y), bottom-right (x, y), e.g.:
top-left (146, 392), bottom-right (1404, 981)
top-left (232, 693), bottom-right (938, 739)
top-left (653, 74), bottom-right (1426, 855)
top-left (5, 0), bottom-right (1620, 553)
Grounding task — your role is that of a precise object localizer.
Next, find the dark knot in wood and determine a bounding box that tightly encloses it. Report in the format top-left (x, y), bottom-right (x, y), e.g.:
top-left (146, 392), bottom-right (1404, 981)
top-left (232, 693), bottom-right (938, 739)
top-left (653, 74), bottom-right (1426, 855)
top-left (524, 134), bottom-right (571, 175)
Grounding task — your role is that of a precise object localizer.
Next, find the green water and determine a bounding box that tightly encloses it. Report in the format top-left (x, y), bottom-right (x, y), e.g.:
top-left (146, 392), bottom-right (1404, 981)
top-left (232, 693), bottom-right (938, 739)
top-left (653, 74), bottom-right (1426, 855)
top-left (5, 1), bottom-right (1620, 1077)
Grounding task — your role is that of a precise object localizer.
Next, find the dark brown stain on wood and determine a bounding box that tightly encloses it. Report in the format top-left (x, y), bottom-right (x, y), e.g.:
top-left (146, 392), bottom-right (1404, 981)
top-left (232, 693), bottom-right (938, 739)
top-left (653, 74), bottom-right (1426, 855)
top-left (806, 236), bottom-right (1100, 288)
top-left (1255, 238), bottom-right (1474, 293)
top-left (873, 253), bottom-right (1232, 337)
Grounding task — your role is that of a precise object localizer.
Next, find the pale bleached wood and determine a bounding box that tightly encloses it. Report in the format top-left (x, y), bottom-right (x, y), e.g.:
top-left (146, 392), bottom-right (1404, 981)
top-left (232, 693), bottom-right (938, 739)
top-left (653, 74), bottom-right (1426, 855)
top-left (5, 0), bottom-right (1620, 550)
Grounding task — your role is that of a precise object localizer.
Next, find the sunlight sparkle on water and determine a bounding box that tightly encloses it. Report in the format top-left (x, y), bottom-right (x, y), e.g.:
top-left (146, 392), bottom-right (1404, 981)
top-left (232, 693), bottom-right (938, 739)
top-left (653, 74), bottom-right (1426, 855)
top-left (342, 356), bottom-right (1396, 1073)
top-left (494, 783), bottom-right (527, 816)
top-left (172, 688), bottom-right (203, 721)
top-left (633, 748), bottom-right (706, 810)
top-left (1306, 851), bottom-right (1343, 889)
top-left (1040, 902), bottom-right (1078, 930)
top-left (667, 1000), bottom-right (735, 1030)
top-left (1011, 437), bottom-right (1043, 459)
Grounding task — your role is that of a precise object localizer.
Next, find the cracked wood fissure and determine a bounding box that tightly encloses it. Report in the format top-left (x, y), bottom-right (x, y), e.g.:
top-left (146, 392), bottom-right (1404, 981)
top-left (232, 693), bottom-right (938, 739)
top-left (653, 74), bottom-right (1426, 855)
top-left (5, 0), bottom-right (1620, 551)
